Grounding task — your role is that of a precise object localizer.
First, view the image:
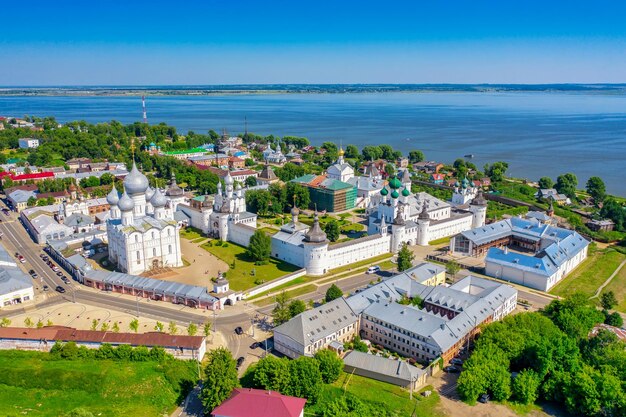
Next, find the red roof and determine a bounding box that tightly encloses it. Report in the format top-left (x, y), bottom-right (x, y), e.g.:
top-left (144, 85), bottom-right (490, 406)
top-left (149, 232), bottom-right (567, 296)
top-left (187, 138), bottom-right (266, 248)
top-left (0, 326), bottom-right (204, 349)
top-left (0, 172), bottom-right (55, 181)
top-left (211, 388), bottom-right (306, 417)
top-left (430, 173), bottom-right (445, 181)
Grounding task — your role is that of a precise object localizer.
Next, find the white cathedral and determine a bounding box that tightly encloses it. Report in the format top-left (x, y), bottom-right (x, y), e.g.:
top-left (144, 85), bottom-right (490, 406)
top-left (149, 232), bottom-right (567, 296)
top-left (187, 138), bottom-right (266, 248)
top-left (106, 163), bottom-right (183, 275)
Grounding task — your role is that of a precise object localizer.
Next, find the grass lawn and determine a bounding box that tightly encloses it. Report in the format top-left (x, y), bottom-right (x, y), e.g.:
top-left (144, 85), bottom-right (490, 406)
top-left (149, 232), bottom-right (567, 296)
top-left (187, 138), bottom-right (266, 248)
top-left (247, 275), bottom-right (316, 300)
top-left (253, 284), bottom-right (317, 307)
top-left (0, 350), bottom-right (195, 417)
top-left (601, 258), bottom-right (626, 313)
top-left (551, 250), bottom-right (626, 298)
top-left (428, 237), bottom-right (450, 246)
top-left (180, 226), bottom-right (203, 240)
top-left (201, 241), bottom-right (300, 291)
top-left (306, 372), bottom-right (442, 417)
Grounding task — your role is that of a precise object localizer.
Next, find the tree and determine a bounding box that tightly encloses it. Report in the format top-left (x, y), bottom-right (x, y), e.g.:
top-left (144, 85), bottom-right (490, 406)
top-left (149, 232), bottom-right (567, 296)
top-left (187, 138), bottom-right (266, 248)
top-left (246, 230), bottom-right (271, 263)
top-left (187, 322), bottom-right (198, 336)
top-left (446, 260), bottom-right (461, 280)
top-left (245, 176), bottom-right (257, 187)
top-left (323, 220), bottom-right (340, 242)
top-left (314, 349), bottom-right (343, 384)
top-left (345, 144), bottom-right (359, 159)
top-left (512, 370), bottom-right (541, 404)
top-left (201, 348), bottom-right (240, 412)
top-left (397, 243), bottom-right (414, 272)
top-left (272, 291), bottom-right (292, 325)
top-left (408, 150), bottom-right (425, 163)
top-left (36, 319), bottom-right (44, 328)
top-left (604, 311), bottom-right (623, 327)
top-left (0, 318), bottom-right (11, 327)
top-left (100, 322), bottom-right (109, 332)
top-left (129, 318), bottom-right (139, 333)
top-left (361, 145), bottom-right (383, 161)
top-left (384, 163), bottom-right (395, 176)
top-left (168, 321), bottom-right (178, 335)
top-left (154, 321), bottom-right (164, 332)
top-left (600, 291), bottom-right (617, 310)
top-left (325, 284), bottom-right (343, 303)
top-left (538, 176), bottom-right (554, 189)
top-left (586, 176), bottom-right (606, 204)
top-left (203, 321), bottom-right (212, 337)
top-left (285, 356), bottom-right (323, 404)
top-left (250, 356), bottom-right (291, 392)
top-left (26, 196), bottom-right (36, 207)
top-left (484, 161), bottom-right (509, 182)
top-left (285, 182), bottom-right (310, 210)
top-left (288, 299), bottom-right (307, 318)
top-left (112, 322), bottom-right (120, 333)
top-left (556, 173), bottom-right (578, 199)
top-left (90, 319), bottom-right (98, 331)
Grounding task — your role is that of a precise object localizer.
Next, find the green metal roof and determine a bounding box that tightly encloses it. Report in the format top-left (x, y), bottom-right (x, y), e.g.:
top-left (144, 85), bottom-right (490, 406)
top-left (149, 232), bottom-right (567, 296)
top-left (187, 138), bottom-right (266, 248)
top-left (291, 174), bottom-right (318, 184)
top-left (163, 147), bottom-right (206, 155)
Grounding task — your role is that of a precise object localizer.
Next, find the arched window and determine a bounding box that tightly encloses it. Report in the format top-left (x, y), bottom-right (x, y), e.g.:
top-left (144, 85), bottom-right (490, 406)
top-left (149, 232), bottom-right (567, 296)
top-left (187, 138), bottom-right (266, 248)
top-left (135, 235), bottom-right (139, 243)
top-left (168, 245), bottom-right (172, 254)
top-left (153, 248), bottom-right (156, 257)
top-left (151, 231), bottom-right (155, 239)
top-left (136, 251), bottom-right (140, 261)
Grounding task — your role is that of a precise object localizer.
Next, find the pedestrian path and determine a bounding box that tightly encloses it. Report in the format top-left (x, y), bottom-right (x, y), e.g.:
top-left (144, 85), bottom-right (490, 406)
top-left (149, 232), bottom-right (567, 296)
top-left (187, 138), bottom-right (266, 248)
top-left (590, 258), bottom-right (626, 299)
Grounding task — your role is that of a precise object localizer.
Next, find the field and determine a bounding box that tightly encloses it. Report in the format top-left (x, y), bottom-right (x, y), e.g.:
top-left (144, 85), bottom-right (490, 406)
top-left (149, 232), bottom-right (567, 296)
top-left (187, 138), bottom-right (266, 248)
top-left (200, 241), bottom-right (300, 291)
top-left (0, 350), bottom-right (195, 417)
top-left (180, 226), bottom-right (204, 240)
top-left (306, 372), bottom-right (443, 417)
top-left (601, 258), bottom-right (626, 312)
top-left (550, 250), bottom-right (626, 299)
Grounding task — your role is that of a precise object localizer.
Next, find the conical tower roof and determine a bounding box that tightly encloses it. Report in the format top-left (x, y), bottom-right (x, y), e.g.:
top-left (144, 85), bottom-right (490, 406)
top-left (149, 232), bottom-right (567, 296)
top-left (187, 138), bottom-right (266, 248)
top-left (304, 212), bottom-right (327, 243)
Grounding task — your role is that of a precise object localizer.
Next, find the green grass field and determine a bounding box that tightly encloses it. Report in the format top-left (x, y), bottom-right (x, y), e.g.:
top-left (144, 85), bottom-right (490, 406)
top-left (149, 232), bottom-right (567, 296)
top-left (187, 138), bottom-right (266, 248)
top-left (201, 241), bottom-right (300, 291)
top-left (180, 226), bottom-right (204, 240)
top-left (253, 284), bottom-right (317, 307)
top-left (551, 250), bottom-right (626, 298)
top-left (601, 258), bottom-right (626, 313)
top-left (0, 350), bottom-right (195, 417)
top-left (306, 372), bottom-right (442, 417)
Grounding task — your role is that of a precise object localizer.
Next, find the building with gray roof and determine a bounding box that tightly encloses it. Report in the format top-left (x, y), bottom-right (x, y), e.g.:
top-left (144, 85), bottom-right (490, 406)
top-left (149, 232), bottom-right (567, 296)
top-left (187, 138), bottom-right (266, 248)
top-left (0, 242), bottom-right (34, 308)
top-left (343, 350), bottom-right (427, 390)
top-left (273, 297), bottom-right (359, 359)
top-left (451, 216), bottom-right (589, 291)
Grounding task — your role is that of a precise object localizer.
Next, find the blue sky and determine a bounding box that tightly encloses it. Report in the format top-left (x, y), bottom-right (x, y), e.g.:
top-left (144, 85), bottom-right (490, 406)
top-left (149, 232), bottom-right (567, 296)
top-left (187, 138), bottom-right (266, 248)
top-left (1, 0), bottom-right (625, 85)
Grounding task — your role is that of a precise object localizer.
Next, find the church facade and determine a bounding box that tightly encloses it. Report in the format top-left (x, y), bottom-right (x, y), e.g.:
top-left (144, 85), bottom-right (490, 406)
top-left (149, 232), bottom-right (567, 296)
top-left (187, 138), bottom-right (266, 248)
top-left (106, 163), bottom-right (183, 275)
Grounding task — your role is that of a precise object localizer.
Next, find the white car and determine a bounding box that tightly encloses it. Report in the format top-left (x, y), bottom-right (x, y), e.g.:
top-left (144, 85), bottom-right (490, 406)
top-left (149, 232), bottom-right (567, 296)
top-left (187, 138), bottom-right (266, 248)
top-left (366, 265), bottom-right (380, 274)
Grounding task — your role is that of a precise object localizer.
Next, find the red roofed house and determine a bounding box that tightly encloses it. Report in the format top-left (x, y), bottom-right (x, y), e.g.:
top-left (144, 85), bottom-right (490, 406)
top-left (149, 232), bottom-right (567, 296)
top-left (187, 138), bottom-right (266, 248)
top-left (429, 173), bottom-right (445, 185)
top-left (228, 156), bottom-right (245, 169)
top-left (211, 388), bottom-right (306, 417)
top-left (0, 171), bottom-right (55, 184)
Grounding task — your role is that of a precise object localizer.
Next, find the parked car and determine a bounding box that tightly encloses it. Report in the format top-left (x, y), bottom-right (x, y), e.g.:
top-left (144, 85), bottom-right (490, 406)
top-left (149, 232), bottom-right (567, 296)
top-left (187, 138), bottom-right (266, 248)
top-left (366, 265), bottom-right (381, 274)
top-left (18, 256), bottom-right (26, 263)
top-left (451, 358), bottom-right (464, 366)
top-left (236, 356), bottom-right (245, 369)
top-left (29, 269), bottom-right (36, 276)
top-left (235, 326), bottom-right (243, 335)
top-left (55, 286), bottom-right (66, 293)
top-left (444, 366), bottom-right (460, 373)
top-left (478, 393), bottom-right (490, 404)
top-left (250, 342), bottom-right (260, 349)
top-left (43, 285), bottom-right (49, 291)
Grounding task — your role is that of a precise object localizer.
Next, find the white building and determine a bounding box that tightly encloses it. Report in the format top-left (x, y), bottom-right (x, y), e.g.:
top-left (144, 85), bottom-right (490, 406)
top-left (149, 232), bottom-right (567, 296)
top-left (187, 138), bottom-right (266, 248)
top-left (367, 176), bottom-right (487, 249)
top-left (0, 244), bottom-right (34, 308)
top-left (451, 216), bottom-right (589, 291)
top-left (450, 177), bottom-right (479, 207)
top-left (18, 138), bottom-right (39, 149)
top-left (106, 163), bottom-right (183, 275)
top-left (326, 147), bottom-right (355, 182)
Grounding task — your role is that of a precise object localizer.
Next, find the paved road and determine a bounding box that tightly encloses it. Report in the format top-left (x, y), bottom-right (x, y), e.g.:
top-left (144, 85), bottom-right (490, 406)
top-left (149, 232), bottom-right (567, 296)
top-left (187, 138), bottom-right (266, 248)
top-left (0, 201), bottom-right (256, 357)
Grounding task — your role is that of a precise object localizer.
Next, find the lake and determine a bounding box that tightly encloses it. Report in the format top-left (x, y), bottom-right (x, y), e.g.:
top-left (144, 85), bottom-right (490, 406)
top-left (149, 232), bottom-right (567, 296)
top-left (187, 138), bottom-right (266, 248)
top-left (1, 92), bottom-right (625, 195)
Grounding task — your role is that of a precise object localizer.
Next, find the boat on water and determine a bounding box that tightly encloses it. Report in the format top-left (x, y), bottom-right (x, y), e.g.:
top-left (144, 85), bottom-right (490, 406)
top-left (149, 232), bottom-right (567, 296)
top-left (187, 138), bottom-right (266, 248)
top-left (464, 154), bottom-right (474, 158)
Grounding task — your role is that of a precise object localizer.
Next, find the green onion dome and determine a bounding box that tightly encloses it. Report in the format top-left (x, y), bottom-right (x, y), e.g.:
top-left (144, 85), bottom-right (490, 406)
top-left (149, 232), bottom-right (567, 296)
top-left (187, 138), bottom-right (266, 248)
top-left (391, 190), bottom-right (400, 199)
top-left (401, 187), bottom-right (410, 197)
top-left (380, 187), bottom-right (389, 196)
top-left (389, 176), bottom-right (402, 190)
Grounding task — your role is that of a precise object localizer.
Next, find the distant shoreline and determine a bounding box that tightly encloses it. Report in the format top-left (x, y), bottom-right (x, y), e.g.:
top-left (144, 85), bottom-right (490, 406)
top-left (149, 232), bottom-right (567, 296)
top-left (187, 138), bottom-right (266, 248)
top-left (1, 83), bottom-right (626, 97)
